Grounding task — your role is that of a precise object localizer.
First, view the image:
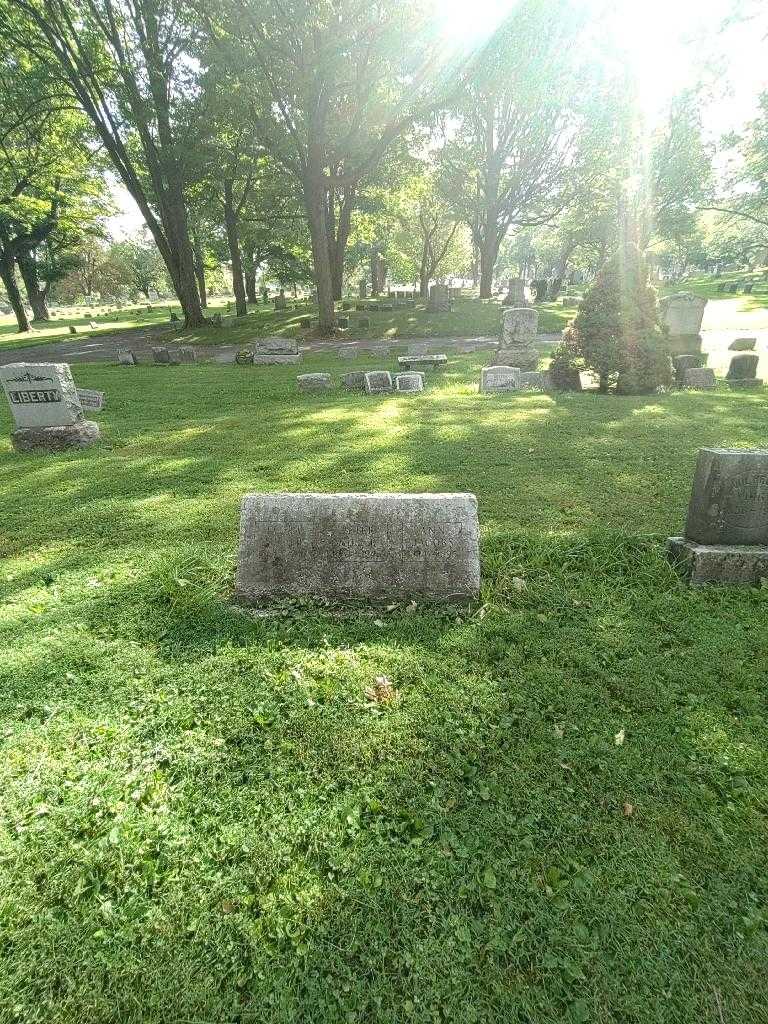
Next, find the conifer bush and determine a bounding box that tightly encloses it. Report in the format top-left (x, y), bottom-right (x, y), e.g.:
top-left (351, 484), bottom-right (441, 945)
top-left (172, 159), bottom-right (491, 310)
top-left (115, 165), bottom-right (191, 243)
top-left (563, 245), bottom-right (672, 393)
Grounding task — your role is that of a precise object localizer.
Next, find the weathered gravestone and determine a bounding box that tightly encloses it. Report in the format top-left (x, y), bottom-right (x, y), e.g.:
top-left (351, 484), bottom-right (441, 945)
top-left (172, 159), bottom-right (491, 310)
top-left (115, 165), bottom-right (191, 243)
top-left (672, 353), bottom-right (705, 385)
top-left (76, 388), bottom-right (105, 412)
top-left (152, 346), bottom-right (172, 365)
top-left (726, 353), bottom-right (763, 390)
top-left (398, 354), bottom-right (448, 370)
top-left (502, 278), bottom-right (526, 306)
top-left (364, 370), bottom-right (393, 394)
top-left (0, 362), bottom-right (100, 452)
top-left (252, 338), bottom-right (301, 364)
top-left (358, 280), bottom-right (368, 299)
top-left (341, 371), bottom-right (367, 391)
top-left (480, 365), bottom-right (521, 393)
top-left (519, 370), bottom-right (551, 391)
top-left (667, 447), bottom-right (768, 584)
top-left (117, 348), bottom-right (136, 366)
top-left (729, 337), bottom-right (757, 352)
top-left (178, 346), bottom-right (196, 363)
top-left (297, 373), bottom-right (332, 391)
top-left (274, 291), bottom-right (287, 310)
top-left (337, 346), bottom-right (358, 360)
top-left (428, 284), bottom-right (451, 312)
top-left (394, 372), bottom-right (424, 393)
top-left (235, 492), bottom-right (481, 601)
top-left (658, 292), bottom-right (707, 337)
top-left (683, 367), bottom-right (716, 390)
top-left (499, 307), bottom-right (539, 370)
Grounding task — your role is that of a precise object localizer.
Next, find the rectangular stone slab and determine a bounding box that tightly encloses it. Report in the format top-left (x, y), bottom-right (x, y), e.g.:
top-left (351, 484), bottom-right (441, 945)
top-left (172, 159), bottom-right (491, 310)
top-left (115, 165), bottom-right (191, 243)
top-left (0, 362), bottom-right (83, 428)
top-left (667, 537), bottom-right (768, 585)
top-left (235, 492), bottom-right (480, 602)
top-left (684, 447), bottom-right (768, 545)
top-left (76, 388), bottom-right (105, 411)
top-left (251, 354), bottom-right (301, 364)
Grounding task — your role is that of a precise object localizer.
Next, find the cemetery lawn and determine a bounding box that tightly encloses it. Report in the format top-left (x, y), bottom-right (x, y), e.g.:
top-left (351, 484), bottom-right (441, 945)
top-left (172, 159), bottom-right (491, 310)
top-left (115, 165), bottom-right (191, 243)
top-left (0, 295), bottom-right (570, 353)
top-left (2, 353), bottom-right (768, 1024)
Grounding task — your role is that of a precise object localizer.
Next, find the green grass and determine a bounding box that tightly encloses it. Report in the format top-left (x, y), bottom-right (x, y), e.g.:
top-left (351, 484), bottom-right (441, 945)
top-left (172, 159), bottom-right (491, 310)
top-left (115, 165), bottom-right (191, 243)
top-left (663, 270), bottom-right (768, 308)
top-left (1, 353), bottom-right (768, 1023)
top-left (0, 295), bottom-right (570, 353)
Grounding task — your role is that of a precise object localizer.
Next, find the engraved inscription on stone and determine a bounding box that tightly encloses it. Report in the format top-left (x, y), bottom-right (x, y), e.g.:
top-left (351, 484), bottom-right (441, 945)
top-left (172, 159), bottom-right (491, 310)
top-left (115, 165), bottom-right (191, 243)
top-left (480, 365), bottom-right (521, 392)
top-left (0, 363), bottom-right (83, 429)
top-left (235, 492), bottom-right (480, 601)
top-left (76, 388), bottom-right (105, 411)
top-left (684, 448), bottom-right (768, 545)
top-left (683, 367), bottom-right (715, 390)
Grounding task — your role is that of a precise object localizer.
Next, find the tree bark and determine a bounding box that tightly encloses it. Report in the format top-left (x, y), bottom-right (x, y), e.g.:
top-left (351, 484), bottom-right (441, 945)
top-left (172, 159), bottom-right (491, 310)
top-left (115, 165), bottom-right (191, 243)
top-left (479, 238), bottom-right (500, 299)
top-left (243, 249), bottom-right (257, 303)
top-left (0, 252), bottom-right (31, 332)
top-left (304, 175), bottom-right (337, 333)
top-left (223, 179), bottom-right (248, 318)
top-left (192, 243), bottom-right (207, 309)
top-left (370, 250), bottom-right (380, 296)
top-left (17, 251), bottom-right (50, 321)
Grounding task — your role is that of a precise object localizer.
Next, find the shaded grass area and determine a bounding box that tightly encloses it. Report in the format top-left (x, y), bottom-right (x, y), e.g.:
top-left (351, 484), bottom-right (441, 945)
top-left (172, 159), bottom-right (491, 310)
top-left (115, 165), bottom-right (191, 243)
top-left (663, 270), bottom-right (768, 309)
top-left (1, 353), bottom-right (767, 1023)
top-left (0, 295), bottom-right (570, 353)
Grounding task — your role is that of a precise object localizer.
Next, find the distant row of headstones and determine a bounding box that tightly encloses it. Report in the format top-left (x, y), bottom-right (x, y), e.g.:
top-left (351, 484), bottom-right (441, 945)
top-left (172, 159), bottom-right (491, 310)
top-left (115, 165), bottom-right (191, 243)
top-left (673, 338), bottom-right (763, 391)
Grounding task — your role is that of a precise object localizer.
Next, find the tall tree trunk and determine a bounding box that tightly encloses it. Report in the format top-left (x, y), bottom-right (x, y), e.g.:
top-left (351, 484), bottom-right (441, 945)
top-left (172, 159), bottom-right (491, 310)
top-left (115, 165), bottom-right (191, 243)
top-left (304, 176), bottom-right (336, 334)
top-left (162, 187), bottom-right (206, 327)
top-left (0, 251), bottom-right (31, 332)
top-left (17, 251), bottom-right (50, 321)
top-left (243, 250), bottom-right (257, 302)
top-left (327, 186), bottom-right (355, 302)
top-left (192, 243), bottom-right (207, 308)
top-left (479, 240), bottom-right (499, 300)
top-left (223, 180), bottom-right (248, 318)
top-left (370, 250), bottom-right (380, 296)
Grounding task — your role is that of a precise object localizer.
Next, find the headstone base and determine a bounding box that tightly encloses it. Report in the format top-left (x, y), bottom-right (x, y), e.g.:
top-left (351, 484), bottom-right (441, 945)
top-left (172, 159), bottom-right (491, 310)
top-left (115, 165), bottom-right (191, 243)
top-left (667, 537), bottom-right (768, 586)
top-left (252, 354), bottom-right (301, 365)
top-left (496, 346), bottom-right (539, 371)
top-left (726, 378), bottom-right (763, 390)
top-left (11, 420), bottom-right (100, 453)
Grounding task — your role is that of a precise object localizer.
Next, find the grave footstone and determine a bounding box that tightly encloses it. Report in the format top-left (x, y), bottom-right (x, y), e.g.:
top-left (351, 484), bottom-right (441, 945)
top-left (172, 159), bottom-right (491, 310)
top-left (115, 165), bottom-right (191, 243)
top-left (235, 492), bottom-right (480, 602)
top-left (0, 362), bottom-right (100, 452)
top-left (117, 349), bottom-right (136, 366)
top-left (394, 372), bottom-right (424, 393)
top-left (152, 346), bottom-right (172, 365)
top-left (252, 338), bottom-right (301, 364)
top-left (683, 367), bottom-right (716, 390)
top-left (672, 353), bottom-right (705, 385)
top-left (76, 388), bottom-right (105, 412)
top-left (364, 370), bottom-right (393, 394)
top-left (480, 365), bottom-right (521, 393)
top-left (667, 447), bottom-right (768, 584)
top-left (398, 354), bottom-right (447, 370)
top-left (519, 370), bottom-right (550, 391)
top-left (341, 371), bottom-right (367, 391)
top-left (297, 373), bottom-right (332, 391)
top-left (729, 337), bottom-right (757, 352)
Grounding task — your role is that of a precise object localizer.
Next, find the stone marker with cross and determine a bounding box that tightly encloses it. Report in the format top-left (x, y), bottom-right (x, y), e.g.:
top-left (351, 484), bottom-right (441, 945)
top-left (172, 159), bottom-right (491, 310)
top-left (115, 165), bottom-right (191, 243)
top-left (480, 365), bottom-right (521, 392)
top-left (235, 492), bottom-right (480, 602)
top-left (0, 362), bottom-right (100, 452)
top-left (668, 448), bottom-right (768, 584)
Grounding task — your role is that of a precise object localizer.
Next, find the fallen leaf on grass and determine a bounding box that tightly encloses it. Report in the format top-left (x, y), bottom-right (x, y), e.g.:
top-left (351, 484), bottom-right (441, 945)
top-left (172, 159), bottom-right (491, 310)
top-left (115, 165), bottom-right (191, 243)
top-left (623, 802), bottom-right (634, 817)
top-left (512, 577), bottom-right (527, 592)
top-left (553, 723), bottom-right (565, 739)
top-left (614, 728), bottom-right (625, 746)
top-left (365, 675), bottom-right (399, 705)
